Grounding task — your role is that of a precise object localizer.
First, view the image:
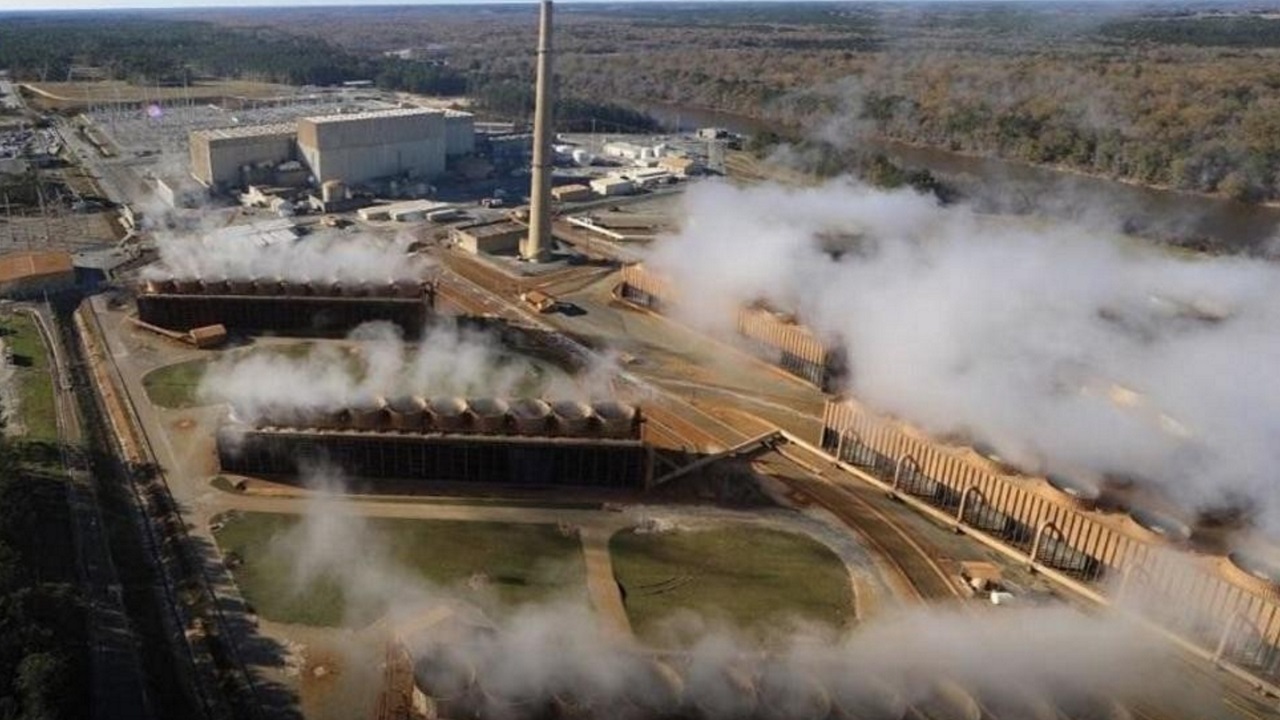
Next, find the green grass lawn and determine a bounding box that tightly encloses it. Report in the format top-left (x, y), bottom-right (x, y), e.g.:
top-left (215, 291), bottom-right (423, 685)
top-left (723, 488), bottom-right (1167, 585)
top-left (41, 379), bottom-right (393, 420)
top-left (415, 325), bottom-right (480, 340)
top-left (142, 358), bottom-right (209, 409)
top-left (611, 526), bottom-right (852, 645)
top-left (212, 511), bottom-right (585, 627)
top-left (0, 313), bottom-right (57, 442)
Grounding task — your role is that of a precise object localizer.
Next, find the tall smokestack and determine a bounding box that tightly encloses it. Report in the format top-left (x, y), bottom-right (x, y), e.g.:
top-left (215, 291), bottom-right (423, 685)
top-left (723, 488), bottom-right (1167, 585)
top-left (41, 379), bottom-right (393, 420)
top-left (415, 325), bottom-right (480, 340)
top-left (521, 0), bottom-right (555, 263)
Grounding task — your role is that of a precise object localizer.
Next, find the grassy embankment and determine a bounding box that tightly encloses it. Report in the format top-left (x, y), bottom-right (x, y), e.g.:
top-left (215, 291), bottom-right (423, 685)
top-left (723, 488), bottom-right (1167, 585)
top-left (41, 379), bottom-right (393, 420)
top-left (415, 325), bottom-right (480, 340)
top-left (213, 511), bottom-right (586, 627)
top-left (610, 525), bottom-right (852, 645)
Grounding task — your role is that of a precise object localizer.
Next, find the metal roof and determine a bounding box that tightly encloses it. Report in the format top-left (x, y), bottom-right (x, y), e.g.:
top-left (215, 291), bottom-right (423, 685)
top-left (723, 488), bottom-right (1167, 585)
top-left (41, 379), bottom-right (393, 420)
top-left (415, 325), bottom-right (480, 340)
top-left (192, 123), bottom-right (297, 141)
top-left (301, 107), bottom-right (444, 125)
top-left (0, 250), bottom-right (73, 283)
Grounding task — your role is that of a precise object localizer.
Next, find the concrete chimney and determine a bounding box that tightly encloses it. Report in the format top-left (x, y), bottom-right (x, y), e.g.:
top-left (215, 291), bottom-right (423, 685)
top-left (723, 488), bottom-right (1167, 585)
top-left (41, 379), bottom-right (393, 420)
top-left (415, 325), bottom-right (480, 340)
top-left (521, 0), bottom-right (554, 262)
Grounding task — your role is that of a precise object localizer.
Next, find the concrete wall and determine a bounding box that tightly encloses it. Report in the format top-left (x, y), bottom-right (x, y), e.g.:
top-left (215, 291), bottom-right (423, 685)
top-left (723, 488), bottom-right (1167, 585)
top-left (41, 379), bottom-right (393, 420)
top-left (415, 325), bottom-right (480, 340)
top-left (218, 427), bottom-right (651, 488)
top-left (444, 111), bottom-right (475, 158)
top-left (297, 111), bottom-right (447, 184)
top-left (190, 130), bottom-right (296, 189)
top-left (136, 294), bottom-right (431, 337)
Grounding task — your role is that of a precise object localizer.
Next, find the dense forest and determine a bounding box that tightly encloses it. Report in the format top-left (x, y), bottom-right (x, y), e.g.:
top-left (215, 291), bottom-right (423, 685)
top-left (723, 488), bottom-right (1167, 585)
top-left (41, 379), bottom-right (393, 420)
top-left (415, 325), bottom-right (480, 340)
top-left (0, 422), bottom-right (89, 720)
top-left (6, 4), bottom-right (1280, 202)
top-left (0, 15), bottom-right (649, 133)
top-left (171, 2), bottom-right (1280, 204)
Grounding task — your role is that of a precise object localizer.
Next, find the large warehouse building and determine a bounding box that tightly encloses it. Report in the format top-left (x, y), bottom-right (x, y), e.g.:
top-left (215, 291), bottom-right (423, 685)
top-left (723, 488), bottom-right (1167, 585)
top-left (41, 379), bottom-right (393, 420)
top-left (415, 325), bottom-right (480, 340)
top-left (190, 108), bottom-right (475, 190)
top-left (297, 108), bottom-right (447, 186)
top-left (189, 123), bottom-right (297, 189)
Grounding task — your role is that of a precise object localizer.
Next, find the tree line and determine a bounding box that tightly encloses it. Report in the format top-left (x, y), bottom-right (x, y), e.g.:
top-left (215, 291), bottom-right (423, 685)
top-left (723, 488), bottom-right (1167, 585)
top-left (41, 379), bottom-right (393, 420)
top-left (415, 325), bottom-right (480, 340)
top-left (0, 418), bottom-right (88, 720)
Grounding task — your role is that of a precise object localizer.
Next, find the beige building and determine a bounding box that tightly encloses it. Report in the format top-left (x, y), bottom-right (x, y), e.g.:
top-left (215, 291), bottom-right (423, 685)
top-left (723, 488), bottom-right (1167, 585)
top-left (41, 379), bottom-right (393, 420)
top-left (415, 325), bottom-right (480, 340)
top-left (450, 221), bottom-right (526, 255)
top-left (551, 184), bottom-right (592, 202)
top-left (297, 108), bottom-right (447, 185)
top-left (189, 123), bottom-right (297, 189)
top-left (0, 250), bottom-right (75, 298)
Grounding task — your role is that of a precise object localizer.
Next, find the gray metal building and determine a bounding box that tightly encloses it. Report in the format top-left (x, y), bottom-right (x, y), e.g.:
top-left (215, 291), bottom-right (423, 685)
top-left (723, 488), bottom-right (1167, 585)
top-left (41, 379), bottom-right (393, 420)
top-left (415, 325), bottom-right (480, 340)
top-left (443, 110), bottom-right (476, 158)
top-left (297, 108), bottom-right (447, 185)
top-left (189, 123), bottom-right (297, 189)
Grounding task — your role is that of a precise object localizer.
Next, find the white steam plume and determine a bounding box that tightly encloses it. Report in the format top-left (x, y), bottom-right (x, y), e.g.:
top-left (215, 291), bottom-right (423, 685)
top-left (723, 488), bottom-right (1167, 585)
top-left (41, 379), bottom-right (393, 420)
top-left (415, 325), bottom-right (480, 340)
top-left (142, 228), bottom-right (430, 282)
top-left (647, 178), bottom-right (1280, 531)
top-left (264, 469), bottom-right (1178, 719)
top-left (200, 321), bottom-right (617, 422)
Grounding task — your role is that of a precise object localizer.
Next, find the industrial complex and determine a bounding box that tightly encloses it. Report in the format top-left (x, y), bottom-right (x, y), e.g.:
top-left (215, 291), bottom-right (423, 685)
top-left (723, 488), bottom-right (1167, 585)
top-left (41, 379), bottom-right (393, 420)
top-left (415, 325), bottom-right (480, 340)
top-left (5, 2), bottom-right (1280, 720)
top-left (189, 107), bottom-right (474, 191)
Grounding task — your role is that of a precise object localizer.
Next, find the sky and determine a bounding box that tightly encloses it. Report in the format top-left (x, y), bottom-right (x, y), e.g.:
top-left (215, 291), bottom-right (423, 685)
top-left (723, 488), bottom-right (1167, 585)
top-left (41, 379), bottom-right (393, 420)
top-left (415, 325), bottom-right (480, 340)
top-left (3, 0), bottom-right (654, 9)
top-left (0, 0), bottom-right (545, 9)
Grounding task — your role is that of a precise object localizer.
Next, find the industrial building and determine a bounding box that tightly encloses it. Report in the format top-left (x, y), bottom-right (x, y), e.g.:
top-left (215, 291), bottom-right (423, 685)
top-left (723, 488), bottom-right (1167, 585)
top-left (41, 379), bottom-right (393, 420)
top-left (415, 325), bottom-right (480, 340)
top-left (618, 264), bottom-right (846, 391)
top-left (443, 110), bottom-right (476, 158)
top-left (590, 176), bottom-right (634, 197)
top-left (216, 398), bottom-right (651, 489)
top-left (450, 221), bottom-right (527, 256)
top-left (135, 277), bottom-right (433, 337)
top-left (190, 108), bottom-right (476, 191)
top-left (297, 109), bottom-right (447, 186)
top-left (820, 397), bottom-right (1280, 686)
top-left (0, 250), bottom-right (76, 298)
top-left (551, 184), bottom-right (592, 203)
top-left (189, 123), bottom-right (297, 190)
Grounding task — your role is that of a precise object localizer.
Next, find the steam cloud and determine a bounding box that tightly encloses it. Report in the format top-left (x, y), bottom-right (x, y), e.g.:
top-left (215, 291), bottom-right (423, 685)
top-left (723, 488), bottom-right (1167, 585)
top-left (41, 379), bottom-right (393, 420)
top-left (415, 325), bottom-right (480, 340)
top-left (142, 228), bottom-right (430, 282)
top-left (267, 470), bottom-right (1175, 719)
top-left (646, 178), bottom-right (1280, 531)
top-left (200, 321), bottom-right (616, 422)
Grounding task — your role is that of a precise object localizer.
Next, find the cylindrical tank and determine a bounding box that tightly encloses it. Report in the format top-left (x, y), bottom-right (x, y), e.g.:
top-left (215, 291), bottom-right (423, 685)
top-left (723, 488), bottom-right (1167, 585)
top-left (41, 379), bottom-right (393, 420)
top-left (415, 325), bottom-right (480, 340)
top-left (349, 396), bottom-right (386, 431)
top-left (414, 652), bottom-right (477, 708)
top-left (342, 280), bottom-right (372, 298)
top-left (313, 405), bottom-right (347, 430)
top-left (552, 401), bottom-right (594, 437)
top-left (429, 397), bottom-right (469, 433)
top-left (910, 681), bottom-right (981, 720)
top-left (468, 398), bottom-right (510, 434)
top-left (477, 679), bottom-right (545, 720)
top-left (393, 278), bottom-right (423, 298)
top-left (689, 662), bottom-right (758, 719)
top-left (199, 277), bottom-right (228, 295)
top-left (1127, 507), bottom-right (1192, 545)
top-left (592, 400), bottom-right (637, 439)
top-left (1045, 473), bottom-right (1103, 511)
top-left (621, 657), bottom-right (684, 716)
top-left (145, 277), bottom-right (176, 294)
top-left (387, 396), bottom-right (426, 432)
top-left (758, 662), bottom-right (831, 720)
top-left (367, 280), bottom-right (397, 298)
top-left (1222, 551), bottom-right (1280, 600)
top-left (173, 276), bottom-right (201, 294)
top-left (281, 277), bottom-right (312, 296)
top-left (509, 399), bottom-right (552, 436)
top-left (252, 277), bottom-right (283, 296)
top-left (227, 277), bottom-right (255, 295)
top-left (830, 676), bottom-right (907, 720)
top-left (259, 404), bottom-right (305, 429)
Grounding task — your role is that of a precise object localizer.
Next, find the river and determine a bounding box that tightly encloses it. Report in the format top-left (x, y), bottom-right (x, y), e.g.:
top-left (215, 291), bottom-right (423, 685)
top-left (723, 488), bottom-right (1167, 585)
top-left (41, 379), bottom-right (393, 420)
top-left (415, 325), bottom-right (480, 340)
top-left (640, 102), bottom-right (1280, 254)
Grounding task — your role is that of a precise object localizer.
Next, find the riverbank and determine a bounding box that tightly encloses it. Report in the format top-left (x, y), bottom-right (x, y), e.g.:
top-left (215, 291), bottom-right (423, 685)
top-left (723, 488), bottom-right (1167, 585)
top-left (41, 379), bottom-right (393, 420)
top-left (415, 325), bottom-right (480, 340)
top-left (637, 100), bottom-right (1280, 253)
